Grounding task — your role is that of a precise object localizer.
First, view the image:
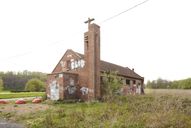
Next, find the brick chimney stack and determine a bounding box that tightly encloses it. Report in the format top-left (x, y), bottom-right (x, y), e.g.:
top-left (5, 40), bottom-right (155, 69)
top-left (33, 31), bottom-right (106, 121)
top-left (84, 20), bottom-right (100, 100)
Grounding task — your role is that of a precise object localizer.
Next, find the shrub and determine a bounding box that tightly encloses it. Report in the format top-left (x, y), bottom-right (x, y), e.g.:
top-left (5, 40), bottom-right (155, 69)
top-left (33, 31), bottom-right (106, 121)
top-left (0, 78), bottom-right (4, 91)
top-left (25, 78), bottom-right (45, 92)
top-left (101, 71), bottom-right (122, 101)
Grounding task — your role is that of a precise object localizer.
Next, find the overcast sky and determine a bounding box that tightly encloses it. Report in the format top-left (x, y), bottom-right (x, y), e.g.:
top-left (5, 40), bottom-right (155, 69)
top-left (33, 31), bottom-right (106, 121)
top-left (0, 0), bottom-right (191, 82)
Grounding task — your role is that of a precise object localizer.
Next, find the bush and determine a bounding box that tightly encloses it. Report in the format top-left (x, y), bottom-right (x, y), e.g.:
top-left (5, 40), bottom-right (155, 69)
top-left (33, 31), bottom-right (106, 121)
top-left (101, 71), bottom-right (122, 101)
top-left (25, 78), bottom-right (45, 92)
top-left (146, 78), bottom-right (191, 89)
top-left (0, 78), bottom-right (4, 91)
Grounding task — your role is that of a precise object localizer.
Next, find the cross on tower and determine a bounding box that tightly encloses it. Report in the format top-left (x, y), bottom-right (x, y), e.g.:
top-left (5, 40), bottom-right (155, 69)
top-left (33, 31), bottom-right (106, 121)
top-left (84, 18), bottom-right (95, 29)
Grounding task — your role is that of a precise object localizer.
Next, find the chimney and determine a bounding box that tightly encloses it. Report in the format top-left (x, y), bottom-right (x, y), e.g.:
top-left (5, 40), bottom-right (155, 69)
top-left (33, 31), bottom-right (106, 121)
top-left (84, 22), bottom-right (100, 100)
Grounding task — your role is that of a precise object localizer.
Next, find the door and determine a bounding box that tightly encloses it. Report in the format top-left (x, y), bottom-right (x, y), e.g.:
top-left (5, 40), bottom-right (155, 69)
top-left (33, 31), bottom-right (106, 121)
top-left (64, 78), bottom-right (77, 99)
top-left (50, 81), bottom-right (59, 100)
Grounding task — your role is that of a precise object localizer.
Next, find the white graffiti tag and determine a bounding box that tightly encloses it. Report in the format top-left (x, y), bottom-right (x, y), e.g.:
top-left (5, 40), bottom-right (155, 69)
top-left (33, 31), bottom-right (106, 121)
top-left (80, 87), bottom-right (89, 95)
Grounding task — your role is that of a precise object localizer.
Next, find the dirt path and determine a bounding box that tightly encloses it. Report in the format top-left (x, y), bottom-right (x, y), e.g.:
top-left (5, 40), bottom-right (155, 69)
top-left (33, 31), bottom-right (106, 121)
top-left (0, 119), bottom-right (24, 128)
top-left (0, 103), bottom-right (51, 128)
top-left (0, 104), bottom-right (50, 115)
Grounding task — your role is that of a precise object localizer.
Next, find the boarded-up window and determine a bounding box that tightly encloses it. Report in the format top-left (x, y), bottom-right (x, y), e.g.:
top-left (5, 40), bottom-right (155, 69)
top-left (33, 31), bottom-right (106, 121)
top-left (126, 79), bottom-right (130, 85)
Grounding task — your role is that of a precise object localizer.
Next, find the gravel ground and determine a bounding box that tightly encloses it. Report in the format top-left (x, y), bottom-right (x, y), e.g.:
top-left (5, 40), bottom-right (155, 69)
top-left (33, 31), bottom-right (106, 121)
top-left (0, 119), bottom-right (24, 128)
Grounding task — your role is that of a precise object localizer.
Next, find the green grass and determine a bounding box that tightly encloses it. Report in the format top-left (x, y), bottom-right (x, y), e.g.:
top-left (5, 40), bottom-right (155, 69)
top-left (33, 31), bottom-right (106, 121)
top-left (1, 90), bottom-right (191, 128)
top-left (0, 92), bottom-right (45, 99)
top-left (7, 94), bottom-right (191, 128)
top-left (0, 91), bottom-right (11, 93)
top-left (145, 88), bottom-right (191, 97)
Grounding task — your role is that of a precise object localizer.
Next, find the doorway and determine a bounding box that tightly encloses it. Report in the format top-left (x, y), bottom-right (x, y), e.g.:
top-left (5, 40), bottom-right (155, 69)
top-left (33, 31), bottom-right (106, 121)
top-left (50, 80), bottom-right (59, 100)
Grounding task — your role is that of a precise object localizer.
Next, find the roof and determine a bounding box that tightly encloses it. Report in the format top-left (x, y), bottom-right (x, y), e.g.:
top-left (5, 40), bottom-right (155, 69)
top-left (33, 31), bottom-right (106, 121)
top-left (75, 52), bottom-right (143, 80)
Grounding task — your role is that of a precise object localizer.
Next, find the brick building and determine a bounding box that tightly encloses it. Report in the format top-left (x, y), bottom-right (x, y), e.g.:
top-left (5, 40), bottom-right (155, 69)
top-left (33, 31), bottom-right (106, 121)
top-left (46, 20), bottom-right (144, 101)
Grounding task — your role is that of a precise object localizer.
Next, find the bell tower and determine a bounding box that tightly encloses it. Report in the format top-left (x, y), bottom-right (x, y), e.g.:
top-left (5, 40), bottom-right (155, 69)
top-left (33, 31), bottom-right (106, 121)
top-left (84, 18), bottom-right (100, 100)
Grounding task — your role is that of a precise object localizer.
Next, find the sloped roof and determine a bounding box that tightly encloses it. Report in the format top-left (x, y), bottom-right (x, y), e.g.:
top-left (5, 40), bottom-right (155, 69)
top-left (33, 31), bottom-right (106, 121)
top-left (75, 52), bottom-right (143, 80)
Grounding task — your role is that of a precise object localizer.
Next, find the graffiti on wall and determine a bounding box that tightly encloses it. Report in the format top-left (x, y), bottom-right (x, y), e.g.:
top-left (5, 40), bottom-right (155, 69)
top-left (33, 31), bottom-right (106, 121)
top-left (65, 85), bottom-right (76, 94)
top-left (65, 78), bottom-right (76, 95)
top-left (80, 87), bottom-right (94, 95)
top-left (80, 87), bottom-right (88, 95)
top-left (50, 80), bottom-right (59, 100)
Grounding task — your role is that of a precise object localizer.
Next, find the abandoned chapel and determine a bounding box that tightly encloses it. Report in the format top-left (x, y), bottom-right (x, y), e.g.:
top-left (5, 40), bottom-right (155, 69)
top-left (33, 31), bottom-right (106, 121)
top-left (46, 19), bottom-right (144, 101)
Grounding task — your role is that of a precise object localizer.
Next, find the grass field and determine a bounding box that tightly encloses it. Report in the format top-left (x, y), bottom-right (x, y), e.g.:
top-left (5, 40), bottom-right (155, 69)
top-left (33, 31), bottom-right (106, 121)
top-left (1, 89), bottom-right (191, 128)
top-left (145, 88), bottom-right (191, 97)
top-left (0, 92), bottom-right (45, 99)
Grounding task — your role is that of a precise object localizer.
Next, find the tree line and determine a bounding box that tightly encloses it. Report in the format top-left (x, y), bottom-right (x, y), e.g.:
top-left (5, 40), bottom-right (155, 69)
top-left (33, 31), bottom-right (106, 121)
top-left (146, 78), bottom-right (191, 89)
top-left (0, 70), bottom-right (47, 91)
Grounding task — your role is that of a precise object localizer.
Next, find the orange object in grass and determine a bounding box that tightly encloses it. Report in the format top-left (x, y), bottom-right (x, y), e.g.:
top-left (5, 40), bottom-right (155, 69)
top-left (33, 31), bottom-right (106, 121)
top-left (32, 98), bottom-right (42, 103)
top-left (15, 99), bottom-right (26, 104)
top-left (0, 100), bottom-right (8, 104)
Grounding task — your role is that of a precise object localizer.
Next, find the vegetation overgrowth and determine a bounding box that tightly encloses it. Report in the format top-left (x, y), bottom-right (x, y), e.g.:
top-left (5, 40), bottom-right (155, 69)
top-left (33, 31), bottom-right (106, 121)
top-left (101, 71), bottom-right (123, 100)
top-left (25, 78), bottom-right (46, 92)
top-left (0, 78), bottom-right (3, 91)
top-left (146, 78), bottom-right (191, 89)
top-left (1, 91), bottom-right (191, 128)
top-left (0, 92), bottom-right (45, 99)
top-left (0, 70), bottom-right (47, 91)
top-left (145, 88), bottom-right (191, 97)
